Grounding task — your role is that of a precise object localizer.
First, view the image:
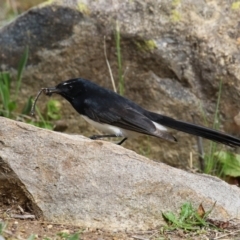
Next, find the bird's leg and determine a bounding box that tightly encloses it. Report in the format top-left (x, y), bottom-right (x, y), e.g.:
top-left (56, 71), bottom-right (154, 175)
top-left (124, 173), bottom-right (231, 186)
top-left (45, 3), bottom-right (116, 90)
top-left (117, 138), bottom-right (127, 145)
top-left (89, 135), bottom-right (127, 145)
top-left (89, 134), bottom-right (117, 140)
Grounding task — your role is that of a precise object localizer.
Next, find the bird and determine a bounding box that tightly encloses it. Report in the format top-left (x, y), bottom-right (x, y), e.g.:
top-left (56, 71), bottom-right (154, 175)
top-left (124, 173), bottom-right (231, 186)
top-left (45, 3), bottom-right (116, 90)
top-left (32, 78), bottom-right (240, 147)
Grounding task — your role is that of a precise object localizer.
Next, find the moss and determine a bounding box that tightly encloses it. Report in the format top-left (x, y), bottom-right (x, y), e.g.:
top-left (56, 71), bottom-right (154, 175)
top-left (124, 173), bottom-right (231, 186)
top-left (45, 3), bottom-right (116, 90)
top-left (231, 1), bottom-right (240, 10)
top-left (77, 2), bottom-right (90, 15)
top-left (135, 40), bottom-right (157, 51)
top-left (171, 10), bottom-right (181, 22)
top-left (172, 0), bottom-right (181, 7)
top-left (40, 0), bottom-right (55, 7)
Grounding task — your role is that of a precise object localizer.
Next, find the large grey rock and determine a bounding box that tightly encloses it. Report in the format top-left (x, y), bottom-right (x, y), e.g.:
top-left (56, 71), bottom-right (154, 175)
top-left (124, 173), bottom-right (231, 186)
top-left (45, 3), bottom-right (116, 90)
top-left (0, 0), bottom-right (240, 167)
top-left (0, 117), bottom-right (240, 230)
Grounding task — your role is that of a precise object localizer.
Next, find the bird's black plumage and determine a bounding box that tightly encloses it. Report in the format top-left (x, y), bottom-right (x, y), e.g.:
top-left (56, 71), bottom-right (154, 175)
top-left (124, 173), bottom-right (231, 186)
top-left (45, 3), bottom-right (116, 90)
top-left (45, 78), bottom-right (240, 147)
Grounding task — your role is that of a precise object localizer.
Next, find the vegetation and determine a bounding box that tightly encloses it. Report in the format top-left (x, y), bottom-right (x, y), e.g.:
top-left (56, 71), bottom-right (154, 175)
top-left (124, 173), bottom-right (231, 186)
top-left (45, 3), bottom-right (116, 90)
top-left (215, 151), bottom-right (240, 179)
top-left (115, 21), bottom-right (124, 96)
top-left (55, 231), bottom-right (81, 240)
top-left (162, 202), bottom-right (216, 231)
top-left (0, 221), bottom-right (82, 240)
top-left (196, 79), bottom-right (240, 183)
top-left (0, 47), bottom-right (29, 119)
top-left (231, 1), bottom-right (240, 10)
top-left (135, 39), bottom-right (157, 51)
top-left (202, 79), bottom-right (223, 175)
top-left (0, 47), bottom-right (61, 130)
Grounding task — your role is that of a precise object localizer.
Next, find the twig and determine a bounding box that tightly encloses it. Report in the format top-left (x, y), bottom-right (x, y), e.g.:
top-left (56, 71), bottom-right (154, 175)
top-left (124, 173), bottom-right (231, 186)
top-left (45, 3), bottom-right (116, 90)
top-left (149, 230), bottom-right (159, 239)
top-left (213, 229), bottom-right (240, 239)
top-left (131, 230), bottom-right (158, 235)
top-left (4, 229), bottom-right (25, 240)
top-left (189, 152), bottom-right (193, 169)
top-left (11, 214), bottom-right (35, 219)
top-left (132, 236), bottom-right (149, 240)
top-left (191, 113), bottom-right (205, 171)
top-left (104, 35), bottom-right (117, 93)
top-left (17, 205), bottom-right (24, 214)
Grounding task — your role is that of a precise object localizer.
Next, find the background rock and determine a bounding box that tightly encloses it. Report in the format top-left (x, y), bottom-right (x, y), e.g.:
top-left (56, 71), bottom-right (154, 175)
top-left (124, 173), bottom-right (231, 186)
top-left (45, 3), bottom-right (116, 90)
top-left (0, 117), bottom-right (240, 230)
top-left (0, 0), bottom-right (240, 167)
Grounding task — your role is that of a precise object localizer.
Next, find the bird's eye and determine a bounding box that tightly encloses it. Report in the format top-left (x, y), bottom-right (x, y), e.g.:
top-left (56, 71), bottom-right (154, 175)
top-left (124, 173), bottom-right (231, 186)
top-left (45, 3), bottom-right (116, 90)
top-left (68, 85), bottom-right (73, 90)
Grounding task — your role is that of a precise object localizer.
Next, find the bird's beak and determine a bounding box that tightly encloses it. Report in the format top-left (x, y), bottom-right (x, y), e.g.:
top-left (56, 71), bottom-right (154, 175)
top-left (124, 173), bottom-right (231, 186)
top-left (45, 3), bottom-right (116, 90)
top-left (45, 87), bottom-right (61, 96)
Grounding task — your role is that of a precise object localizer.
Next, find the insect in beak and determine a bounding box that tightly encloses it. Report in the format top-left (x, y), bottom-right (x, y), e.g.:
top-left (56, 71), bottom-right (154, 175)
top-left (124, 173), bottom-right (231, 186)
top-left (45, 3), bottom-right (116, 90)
top-left (31, 87), bottom-right (60, 116)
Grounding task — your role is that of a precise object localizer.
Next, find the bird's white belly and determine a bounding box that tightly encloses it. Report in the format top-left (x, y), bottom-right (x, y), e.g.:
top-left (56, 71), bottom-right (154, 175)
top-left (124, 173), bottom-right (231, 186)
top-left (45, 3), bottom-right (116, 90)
top-left (81, 115), bottom-right (136, 137)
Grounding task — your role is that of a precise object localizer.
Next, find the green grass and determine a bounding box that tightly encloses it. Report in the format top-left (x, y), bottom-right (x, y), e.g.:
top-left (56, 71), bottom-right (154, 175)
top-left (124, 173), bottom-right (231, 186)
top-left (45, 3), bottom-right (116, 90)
top-left (29, 99), bottom-right (61, 129)
top-left (115, 21), bottom-right (124, 96)
top-left (197, 79), bottom-right (240, 181)
top-left (214, 151), bottom-right (240, 179)
top-left (0, 222), bottom-right (6, 235)
top-left (198, 79), bottom-right (223, 175)
top-left (0, 47), bottom-right (61, 130)
top-left (104, 21), bottom-right (124, 95)
top-left (55, 231), bottom-right (81, 240)
top-left (0, 47), bottom-right (29, 118)
top-left (139, 136), bottom-right (152, 157)
top-left (162, 202), bottom-right (216, 231)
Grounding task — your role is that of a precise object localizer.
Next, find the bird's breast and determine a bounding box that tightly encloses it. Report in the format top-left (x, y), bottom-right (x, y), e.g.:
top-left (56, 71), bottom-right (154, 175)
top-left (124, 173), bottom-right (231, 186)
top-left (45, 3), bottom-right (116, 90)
top-left (81, 115), bottom-right (138, 138)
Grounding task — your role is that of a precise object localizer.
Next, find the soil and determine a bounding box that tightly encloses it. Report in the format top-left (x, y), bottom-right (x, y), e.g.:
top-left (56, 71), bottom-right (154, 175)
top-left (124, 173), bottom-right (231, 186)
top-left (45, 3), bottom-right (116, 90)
top-left (1, 203), bottom-right (240, 240)
top-left (1, 218), bottom-right (240, 240)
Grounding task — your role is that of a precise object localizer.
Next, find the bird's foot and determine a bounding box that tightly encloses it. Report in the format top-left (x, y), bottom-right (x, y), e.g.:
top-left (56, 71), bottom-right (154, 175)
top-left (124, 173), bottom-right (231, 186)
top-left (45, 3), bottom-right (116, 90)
top-left (117, 138), bottom-right (127, 145)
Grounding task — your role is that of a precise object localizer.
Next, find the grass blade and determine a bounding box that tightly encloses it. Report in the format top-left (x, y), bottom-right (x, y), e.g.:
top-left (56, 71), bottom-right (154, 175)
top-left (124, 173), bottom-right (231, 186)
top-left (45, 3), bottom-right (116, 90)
top-left (204, 79), bottom-right (223, 174)
top-left (104, 35), bottom-right (117, 92)
top-left (115, 21), bottom-right (124, 96)
top-left (22, 96), bottom-right (34, 115)
top-left (15, 46), bottom-right (29, 99)
top-left (0, 72), bottom-right (11, 117)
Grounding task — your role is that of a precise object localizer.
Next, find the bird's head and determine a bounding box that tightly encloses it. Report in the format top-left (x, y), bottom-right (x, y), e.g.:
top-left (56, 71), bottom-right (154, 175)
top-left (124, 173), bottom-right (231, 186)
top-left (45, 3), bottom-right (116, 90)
top-left (45, 78), bottom-right (85, 101)
top-left (31, 78), bottom-right (88, 116)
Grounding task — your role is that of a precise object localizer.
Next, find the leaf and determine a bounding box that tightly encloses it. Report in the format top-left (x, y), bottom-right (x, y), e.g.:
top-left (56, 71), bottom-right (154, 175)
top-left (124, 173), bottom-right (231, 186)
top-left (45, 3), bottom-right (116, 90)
top-left (0, 72), bottom-right (11, 110)
top-left (47, 100), bottom-right (61, 120)
top-left (197, 203), bottom-right (205, 218)
top-left (27, 234), bottom-right (35, 240)
top-left (67, 233), bottom-right (80, 240)
top-left (2, 72), bottom-right (11, 90)
top-left (204, 201), bottom-right (216, 219)
top-left (8, 101), bottom-right (17, 112)
top-left (193, 212), bottom-right (207, 226)
top-left (215, 151), bottom-right (240, 177)
top-left (22, 96), bottom-right (33, 115)
top-left (162, 212), bottom-right (178, 225)
top-left (0, 83), bottom-right (8, 109)
top-left (179, 202), bottom-right (193, 222)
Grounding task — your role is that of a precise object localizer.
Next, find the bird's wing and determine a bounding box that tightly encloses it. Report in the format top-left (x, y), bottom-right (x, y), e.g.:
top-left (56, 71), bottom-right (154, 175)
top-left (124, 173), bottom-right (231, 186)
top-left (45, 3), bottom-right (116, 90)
top-left (84, 99), bottom-right (176, 142)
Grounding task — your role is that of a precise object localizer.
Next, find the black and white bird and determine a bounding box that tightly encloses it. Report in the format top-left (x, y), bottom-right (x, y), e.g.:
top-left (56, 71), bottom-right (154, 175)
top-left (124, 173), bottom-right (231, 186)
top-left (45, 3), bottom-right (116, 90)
top-left (32, 78), bottom-right (240, 147)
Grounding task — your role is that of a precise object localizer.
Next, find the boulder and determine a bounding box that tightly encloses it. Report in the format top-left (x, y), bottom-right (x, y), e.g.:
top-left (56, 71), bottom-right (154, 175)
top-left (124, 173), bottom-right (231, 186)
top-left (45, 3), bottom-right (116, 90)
top-left (0, 117), bottom-right (240, 230)
top-left (0, 0), bottom-right (240, 167)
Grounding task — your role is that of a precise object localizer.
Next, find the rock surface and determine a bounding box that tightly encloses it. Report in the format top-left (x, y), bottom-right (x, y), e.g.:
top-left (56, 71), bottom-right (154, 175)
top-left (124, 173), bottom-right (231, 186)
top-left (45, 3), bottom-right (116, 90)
top-left (0, 117), bottom-right (240, 230)
top-left (0, 0), bottom-right (240, 167)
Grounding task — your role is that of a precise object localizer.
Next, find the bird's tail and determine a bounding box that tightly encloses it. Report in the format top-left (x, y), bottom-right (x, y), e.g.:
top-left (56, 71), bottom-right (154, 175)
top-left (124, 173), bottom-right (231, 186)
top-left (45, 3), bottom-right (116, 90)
top-left (147, 112), bottom-right (240, 147)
